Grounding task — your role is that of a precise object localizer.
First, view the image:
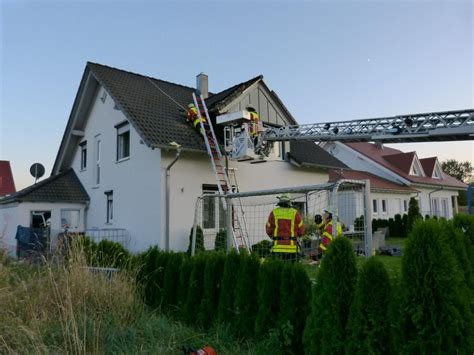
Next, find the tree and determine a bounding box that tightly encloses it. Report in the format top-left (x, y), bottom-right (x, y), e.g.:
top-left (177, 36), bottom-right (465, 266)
top-left (406, 197), bottom-right (422, 233)
top-left (441, 159), bottom-right (473, 182)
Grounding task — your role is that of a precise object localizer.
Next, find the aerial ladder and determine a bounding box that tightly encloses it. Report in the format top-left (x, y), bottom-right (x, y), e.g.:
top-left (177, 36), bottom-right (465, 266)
top-left (216, 108), bottom-right (474, 161)
top-left (192, 93), bottom-right (251, 252)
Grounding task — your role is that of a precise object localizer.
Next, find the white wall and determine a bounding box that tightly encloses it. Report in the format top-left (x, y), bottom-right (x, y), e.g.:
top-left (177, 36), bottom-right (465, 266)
top-left (0, 201), bottom-right (85, 256)
top-left (370, 192), bottom-right (412, 220)
top-left (416, 187), bottom-right (458, 219)
top-left (71, 87), bottom-right (162, 253)
top-left (163, 150), bottom-right (329, 251)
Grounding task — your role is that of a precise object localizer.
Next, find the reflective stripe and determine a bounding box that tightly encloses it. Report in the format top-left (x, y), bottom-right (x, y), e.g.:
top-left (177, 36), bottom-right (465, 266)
top-left (272, 244), bottom-right (298, 253)
top-left (273, 207), bottom-right (297, 237)
top-left (319, 244), bottom-right (327, 251)
top-left (298, 220), bottom-right (303, 228)
top-left (323, 231), bottom-right (333, 240)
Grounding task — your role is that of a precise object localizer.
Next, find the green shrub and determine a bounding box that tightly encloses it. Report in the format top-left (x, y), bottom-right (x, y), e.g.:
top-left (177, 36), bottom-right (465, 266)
top-left (183, 254), bottom-right (207, 325)
top-left (347, 257), bottom-right (392, 354)
top-left (303, 237), bottom-right (357, 355)
top-left (402, 213), bottom-right (408, 234)
top-left (278, 262), bottom-right (311, 354)
top-left (406, 197), bottom-right (422, 233)
top-left (214, 229), bottom-right (227, 251)
top-left (217, 251), bottom-right (244, 324)
top-left (161, 252), bottom-right (185, 312)
top-left (399, 220), bottom-right (472, 353)
top-left (187, 225), bottom-right (204, 255)
top-left (393, 213), bottom-right (404, 237)
top-left (354, 215), bottom-right (365, 232)
top-left (177, 257), bottom-right (193, 320)
top-left (136, 246), bottom-right (163, 308)
top-left (234, 254), bottom-right (260, 338)
top-left (254, 259), bottom-right (284, 338)
top-left (197, 252), bottom-right (226, 329)
top-left (388, 218), bottom-right (395, 237)
top-left (95, 239), bottom-right (130, 269)
top-left (251, 239), bottom-right (273, 257)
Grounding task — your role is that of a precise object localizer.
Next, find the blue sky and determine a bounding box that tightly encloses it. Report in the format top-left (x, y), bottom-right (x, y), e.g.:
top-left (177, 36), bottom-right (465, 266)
top-left (1, 0), bottom-right (473, 190)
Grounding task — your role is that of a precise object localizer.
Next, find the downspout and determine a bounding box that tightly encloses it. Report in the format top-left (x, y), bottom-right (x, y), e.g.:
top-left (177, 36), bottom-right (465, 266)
top-left (165, 147), bottom-right (182, 251)
top-left (429, 187), bottom-right (443, 217)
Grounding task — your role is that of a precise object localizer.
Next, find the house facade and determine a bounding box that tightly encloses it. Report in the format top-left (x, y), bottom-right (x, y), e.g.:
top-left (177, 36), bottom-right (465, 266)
top-left (321, 141), bottom-right (466, 220)
top-left (49, 62), bottom-right (346, 253)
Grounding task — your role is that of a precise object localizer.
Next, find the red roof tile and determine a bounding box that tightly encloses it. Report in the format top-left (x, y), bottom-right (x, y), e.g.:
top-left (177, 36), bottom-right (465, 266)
top-left (420, 157), bottom-right (437, 176)
top-left (383, 152), bottom-right (416, 174)
top-left (329, 169), bottom-right (416, 193)
top-left (0, 161), bottom-right (16, 196)
top-left (345, 142), bottom-right (467, 189)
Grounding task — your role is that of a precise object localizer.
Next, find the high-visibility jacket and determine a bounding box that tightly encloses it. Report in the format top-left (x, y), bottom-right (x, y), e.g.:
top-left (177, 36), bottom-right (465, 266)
top-left (249, 111), bottom-right (260, 137)
top-left (319, 219), bottom-right (343, 253)
top-left (266, 207), bottom-right (304, 253)
top-left (187, 107), bottom-right (207, 128)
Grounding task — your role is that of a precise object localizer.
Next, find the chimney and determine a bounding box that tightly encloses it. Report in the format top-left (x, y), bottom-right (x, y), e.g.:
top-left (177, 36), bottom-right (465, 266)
top-left (196, 72), bottom-right (208, 99)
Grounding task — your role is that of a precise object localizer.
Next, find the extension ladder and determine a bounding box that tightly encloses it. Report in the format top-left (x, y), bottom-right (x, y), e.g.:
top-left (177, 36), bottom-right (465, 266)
top-left (192, 93), bottom-right (250, 252)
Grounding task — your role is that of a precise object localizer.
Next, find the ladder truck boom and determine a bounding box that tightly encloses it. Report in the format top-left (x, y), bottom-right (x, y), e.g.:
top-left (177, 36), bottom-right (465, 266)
top-left (216, 109), bottom-right (474, 161)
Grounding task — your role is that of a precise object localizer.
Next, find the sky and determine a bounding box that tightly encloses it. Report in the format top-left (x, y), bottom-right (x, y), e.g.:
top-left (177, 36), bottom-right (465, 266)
top-left (1, 0), bottom-right (473, 190)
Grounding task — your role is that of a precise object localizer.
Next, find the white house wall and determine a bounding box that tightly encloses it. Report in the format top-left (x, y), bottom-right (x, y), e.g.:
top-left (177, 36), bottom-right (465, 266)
top-left (416, 187), bottom-right (458, 219)
top-left (0, 202), bottom-right (84, 256)
top-left (163, 150), bottom-right (329, 251)
top-left (0, 203), bottom-right (20, 256)
top-left (70, 86), bottom-right (162, 253)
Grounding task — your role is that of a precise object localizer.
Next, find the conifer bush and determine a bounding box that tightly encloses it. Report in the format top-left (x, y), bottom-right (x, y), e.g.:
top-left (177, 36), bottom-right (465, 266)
top-left (278, 262), bottom-right (311, 354)
top-left (233, 254), bottom-right (260, 338)
top-left (183, 253), bottom-right (207, 325)
top-left (197, 252), bottom-right (226, 329)
top-left (217, 251), bottom-right (244, 324)
top-left (136, 246), bottom-right (161, 307)
top-left (187, 225), bottom-right (205, 255)
top-left (346, 257), bottom-right (392, 354)
top-left (161, 252), bottom-right (185, 312)
top-left (303, 237), bottom-right (357, 355)
top-left (399, 220), bottom-right (472, 353)
top-left (214, 229), bottom-right (227, 251)
top-left (254, 259), bottom-right (284, 337)
top-left (406, 197), bottom-right (422, 233)
top-left (177, 257), bottom-right (193, 319)
top-left (393, 213), bottom-right (404, 237)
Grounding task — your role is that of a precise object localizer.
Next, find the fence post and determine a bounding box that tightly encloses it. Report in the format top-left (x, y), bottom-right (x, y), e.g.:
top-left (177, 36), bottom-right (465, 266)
top-left (363, 179), bottom-right (373, 257)
top-left (226, 196), bottom-right (235, 252)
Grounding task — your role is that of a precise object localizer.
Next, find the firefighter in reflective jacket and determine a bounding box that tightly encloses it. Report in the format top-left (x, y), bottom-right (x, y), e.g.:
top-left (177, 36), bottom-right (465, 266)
top-left (266, 194), bottom-right (304, 260)
top-left (186, 103), bottom-right (206, 134)
top-left (246, 105), bottom-right (260, 138)
top-left (319, 209), bottom-right (343, 254)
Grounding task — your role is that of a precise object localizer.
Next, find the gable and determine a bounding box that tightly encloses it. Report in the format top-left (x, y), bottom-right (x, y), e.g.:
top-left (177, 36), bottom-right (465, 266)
top-left (222, 81), bottom-right (297, 127)
top-left (0, 161), bottom-right (16, 196)
top-left (409, 155), bottom-right (425, 177)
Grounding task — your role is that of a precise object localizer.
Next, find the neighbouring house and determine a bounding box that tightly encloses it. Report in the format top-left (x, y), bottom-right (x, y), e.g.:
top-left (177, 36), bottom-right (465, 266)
top-left (321, 141), bottom-right (467, 220)
top-left (0, 169), bottom-right (89, 256)
top-left (0, 161), bottom-right (16, 198)
top-left (25, 62), bottom-right (347, 254)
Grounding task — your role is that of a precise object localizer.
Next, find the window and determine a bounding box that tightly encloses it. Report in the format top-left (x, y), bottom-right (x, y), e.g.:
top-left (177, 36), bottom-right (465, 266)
top-left (94, 136), bottom-right (101, 186)
top-left (116, 122), bottom-right (130, 161)
top-left (105, 190), bottom-right (113, 223)
top-left (372, 199), bottom-right (378, 214)
top-left (202, 185), bottom-right (226, 230)
top-left (279, 142), bottom-right (286, 160)
top-left (432, 198), bottom-right (440, 217)
top-left (410, 158), bottom-right (425, 177)
top-left (381, 199), bottom-right (387, 214)
top-left (61, 209), bottom-right (80, 229)
top-left (80, 141), bottom-right (87, 170)
top-left (403, 199), bottom-right (408, 213)
top-left (441, 198), bottom-right (449, 218)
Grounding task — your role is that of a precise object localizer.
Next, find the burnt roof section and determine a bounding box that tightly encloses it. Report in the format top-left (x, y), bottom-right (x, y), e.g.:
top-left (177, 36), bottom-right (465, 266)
top-left (288, 141), bottom-right (348, 169)
top-left (0, 169), bottom-right (89, 204)
top-left (0, 161), bottom-right (16, 196)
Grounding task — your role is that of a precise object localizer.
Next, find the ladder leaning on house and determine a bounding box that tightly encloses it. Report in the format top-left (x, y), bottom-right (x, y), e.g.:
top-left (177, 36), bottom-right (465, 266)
top-left (192, 93), bottom-right (251, 253)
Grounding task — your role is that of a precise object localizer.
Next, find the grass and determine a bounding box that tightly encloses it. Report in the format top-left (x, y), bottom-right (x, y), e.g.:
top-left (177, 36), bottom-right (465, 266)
top-left (384, 237), bottom-right (407, 247)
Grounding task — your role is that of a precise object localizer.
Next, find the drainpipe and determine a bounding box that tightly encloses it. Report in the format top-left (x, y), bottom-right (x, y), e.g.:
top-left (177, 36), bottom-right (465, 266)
top-left (429, 187), bottom-right (443, 217)
top-left (165, 146), bottom-right (182, 251)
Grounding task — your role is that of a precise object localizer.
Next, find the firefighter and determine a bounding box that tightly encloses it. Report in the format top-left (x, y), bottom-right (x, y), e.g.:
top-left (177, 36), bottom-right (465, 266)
top-left (246, 105), bottom-right (262, 151)
top-left (186, 103), bottom-right (206, 135)
top-left (266, 194), bottom-right (304, 261)
top-left (319, 209), bottom-right (343, 255)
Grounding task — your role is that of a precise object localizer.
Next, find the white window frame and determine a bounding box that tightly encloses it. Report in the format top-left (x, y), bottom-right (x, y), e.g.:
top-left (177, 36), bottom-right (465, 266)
top-left (202, 186), bottom-right (226, 232)
top-left (61, 209), bottom-right (80, 230)
top-left (372, 199), bottom-right (378, 215)
top-left (94, 135), bottom-right (101, 186)
top-left (381, 199), bottom-right (388, 214)
top-left (80, 141), bottom-right (87, 171)
top-left (441, 198), bottom-right (449, 218)
top-left (105, 190), bottom-right (113, 224)
top-left (432, 197), bottom-right (440, 217)
top-left (116, 122), bottom-right (130, 161)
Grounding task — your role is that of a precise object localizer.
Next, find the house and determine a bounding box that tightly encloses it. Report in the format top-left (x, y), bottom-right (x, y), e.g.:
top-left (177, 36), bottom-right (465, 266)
top-left (321, 141), bottom-right (467, 220)
top-left (0, 161), bottom-right (16, 198)
top-left (0, 169), bottom-right (89, 256)
top-left (6, 62), bottom-right (345, 254)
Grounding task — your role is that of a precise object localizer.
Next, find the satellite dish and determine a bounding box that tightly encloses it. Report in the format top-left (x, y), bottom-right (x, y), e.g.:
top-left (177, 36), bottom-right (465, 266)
top-left (30, 163), bottom-right (45, 183)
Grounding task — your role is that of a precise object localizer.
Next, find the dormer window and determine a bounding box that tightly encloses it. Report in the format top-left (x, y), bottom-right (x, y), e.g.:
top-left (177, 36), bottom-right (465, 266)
top-left (409, 157), bottom-right (425, 177)
top-left (432, 161), bottom-right (443, 179)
